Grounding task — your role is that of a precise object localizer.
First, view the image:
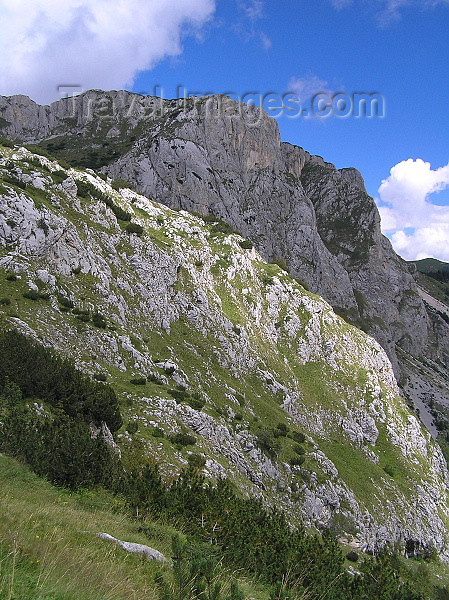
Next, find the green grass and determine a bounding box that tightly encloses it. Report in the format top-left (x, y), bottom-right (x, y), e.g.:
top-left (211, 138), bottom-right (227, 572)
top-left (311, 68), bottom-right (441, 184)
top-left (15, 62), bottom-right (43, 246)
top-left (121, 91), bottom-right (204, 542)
top-left (0, 455), bottom-right (170, 599)
top-left (0, 455), bottom-right (268, 600)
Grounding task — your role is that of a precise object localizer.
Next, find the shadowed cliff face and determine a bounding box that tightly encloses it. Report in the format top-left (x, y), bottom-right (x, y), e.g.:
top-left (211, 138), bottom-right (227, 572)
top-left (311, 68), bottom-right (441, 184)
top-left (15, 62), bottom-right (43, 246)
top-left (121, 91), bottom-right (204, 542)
top-left (0, 90), bottom-right (447, 377)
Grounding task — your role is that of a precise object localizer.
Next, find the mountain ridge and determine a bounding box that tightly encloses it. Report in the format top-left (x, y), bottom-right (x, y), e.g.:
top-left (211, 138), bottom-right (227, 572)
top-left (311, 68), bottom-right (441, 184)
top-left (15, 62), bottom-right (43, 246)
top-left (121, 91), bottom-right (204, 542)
top-left (1, 90), bottom-right (447, 387)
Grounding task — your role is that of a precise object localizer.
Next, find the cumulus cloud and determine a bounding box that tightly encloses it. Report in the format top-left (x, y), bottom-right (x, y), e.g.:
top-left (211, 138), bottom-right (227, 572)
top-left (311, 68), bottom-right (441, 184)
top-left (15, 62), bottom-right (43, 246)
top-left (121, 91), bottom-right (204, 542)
top-left (0, 0), bottom-right (216, 105)
top-left (377, 158), bottom-right (449, 261)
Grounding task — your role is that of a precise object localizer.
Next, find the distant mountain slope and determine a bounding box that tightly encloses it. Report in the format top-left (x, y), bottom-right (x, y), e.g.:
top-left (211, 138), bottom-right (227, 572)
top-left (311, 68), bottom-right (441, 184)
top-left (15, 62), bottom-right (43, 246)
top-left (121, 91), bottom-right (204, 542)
top-left (0, 143), bottom-right (448, 558)
top-left (413, 258), bottom-right (449, 275)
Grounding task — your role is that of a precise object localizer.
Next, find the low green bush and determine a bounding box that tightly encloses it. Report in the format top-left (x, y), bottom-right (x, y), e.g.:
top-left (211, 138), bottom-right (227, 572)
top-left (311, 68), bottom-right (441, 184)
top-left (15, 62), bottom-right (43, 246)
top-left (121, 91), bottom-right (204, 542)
top-left (291, 431), bottom-right (306, 443)
top-left (93, 373), bottom-right (107, 382)
top-left (346, 551), bottom-right (359, 562)
top-left (57, 294), bottom-right (74, 309)
top-left (22, 289), bottom-right (40, 301)
top-left (130, 378), bottom-right (146, 386)
top-left (111, 178), bottom-right (134, 190)
top-left (169, 432), bottom-right (196, 447)
top-left (0, 137), bottom-right (14, 148)
top-left (92, 312), bottom-right (106, 328)
top-left (293, 444), bottom-right (305, 456)
top-left (147, 373), bottom-right (164, 385)
top-left (125, 222), bottom-right (144, 235)
top-left (126, 420), bottom-right (139, 435)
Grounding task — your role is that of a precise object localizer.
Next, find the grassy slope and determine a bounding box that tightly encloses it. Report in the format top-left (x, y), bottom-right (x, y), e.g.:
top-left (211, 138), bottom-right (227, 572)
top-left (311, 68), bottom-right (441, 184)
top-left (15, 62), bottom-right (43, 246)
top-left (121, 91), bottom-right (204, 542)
top-left (2, 454), bottom-right (449, 598)
top-left (0, 455), bottom-right (267, 600)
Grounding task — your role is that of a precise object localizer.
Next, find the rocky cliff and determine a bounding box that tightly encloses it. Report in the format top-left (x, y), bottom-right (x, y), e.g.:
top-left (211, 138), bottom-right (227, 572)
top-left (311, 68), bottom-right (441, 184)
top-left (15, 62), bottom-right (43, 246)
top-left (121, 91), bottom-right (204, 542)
top-left (1, 90), bottom-right (448, 385)
top-left (0, 143), bottom-right (448, 558)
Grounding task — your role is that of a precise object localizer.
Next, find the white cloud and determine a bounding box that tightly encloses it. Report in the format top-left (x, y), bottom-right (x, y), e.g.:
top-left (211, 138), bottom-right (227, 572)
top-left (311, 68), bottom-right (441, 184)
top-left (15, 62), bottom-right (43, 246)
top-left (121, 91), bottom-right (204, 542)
top-left (241, 0), bottom-right (265, 20)
top-left (377, 158), bottom-right (449, 261)
top-left (236, 1), bottom-right (271, 50)
top-left (0, 0), bottom-right (216, 104)
top-left (329, 0), bottom-right (449, 24)
top-left (287, 75), bottom-right (333, 102)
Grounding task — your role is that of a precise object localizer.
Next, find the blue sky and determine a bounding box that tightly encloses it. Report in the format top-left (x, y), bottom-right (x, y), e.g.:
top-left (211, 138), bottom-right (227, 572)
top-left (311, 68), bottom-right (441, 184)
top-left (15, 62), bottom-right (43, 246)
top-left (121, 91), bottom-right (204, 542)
top-left (133, 0), bottom-right (449, 198)
top-left (1, 0), bottom-right (448, 259)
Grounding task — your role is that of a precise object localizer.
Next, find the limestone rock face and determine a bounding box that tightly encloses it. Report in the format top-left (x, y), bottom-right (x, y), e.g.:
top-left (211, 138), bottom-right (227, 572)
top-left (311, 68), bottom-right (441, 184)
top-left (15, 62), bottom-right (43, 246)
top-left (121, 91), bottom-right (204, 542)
top-left (1, 90), bottom-right (446, 378)
top-left (0, 145), bottom-right (448, 558)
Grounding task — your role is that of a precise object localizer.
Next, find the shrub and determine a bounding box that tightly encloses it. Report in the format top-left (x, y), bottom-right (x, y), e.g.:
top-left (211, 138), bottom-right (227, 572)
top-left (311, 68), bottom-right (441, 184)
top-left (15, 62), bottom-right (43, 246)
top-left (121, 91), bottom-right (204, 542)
top-left (147, 373), bottom-right (164, 385)
top-left (256, 429), bottom-right (281, 459)
top-left (75, 179), bottom-right (131, 221)
top-left (271, 257), bottom-right (288, 272)
top-left (0, 298), bottom-right (11, 305)
top-left (94, 373), bottom-right (107, 382)
top-left (274, 423), bottom-right (289, 437)
top-left (346, 551), bottom-right (359, 562)
top-left (76, 314), bottom-right (90, 322)
top-left (3, 173), bottom-right (26, 190)
top-left (261, 275), bottom-right (274, 286)
top-left (57, 294), bottom-right (74, 309)
top-left (23, 289), bottom-right (40, 301)
top-left (295, 279), bottom-right (309, 291)
top-left (125, 222), bottom-right (144, 235)
top-left (111, 178), bottom-right (134, 190)
top-left (211, 220), bottom-right (236, 235)
top-left (187, 453), bottom-right (206, 470)
top-left (75, 180), bottom-right (92, 199)
top-left (236, 393), bottom-right (245, 406)
top-left (165, 366), bottom-right (176, 376)
top-left (127, 420), bottom-right (139, 435)
top-left (187, 397), bottom-right (205, 411)
top-left (170, 432), bottom-right (196, 447)
top-left (168, 388), bottom-right (187, 402)
top-left (289, 456), bottom-right (305, 467)
top-left (0, 329), bottom-right (122, 431)
top-left (293, 444), bottom-right (305, 456)
top-left (72, 307), bottom-right (90, 316)
top-left (6, 274), bottom-right (18, 281)
top-left (130, 378), bottom-right (147, 386)
top-left (92, 312), bottom-right (107, 328)
top-left (0, 406), bottom-right (119, 489)
top-left (238, 240), bottom-right (253, 250)
top-left (72, 266), bottom-right (82, 275)
top-left (0, 137), bottom-right (14, 148)
top-left (383, 463), bottom-right (396, 478)
top-left (51, 170), bottom-right (68, 185)
top-left (149, 426), bottom-right (165, 438)
top-left (38, 292), bottom-right (50, 300)
top-left (291, 431), bottom-right (305, 443)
